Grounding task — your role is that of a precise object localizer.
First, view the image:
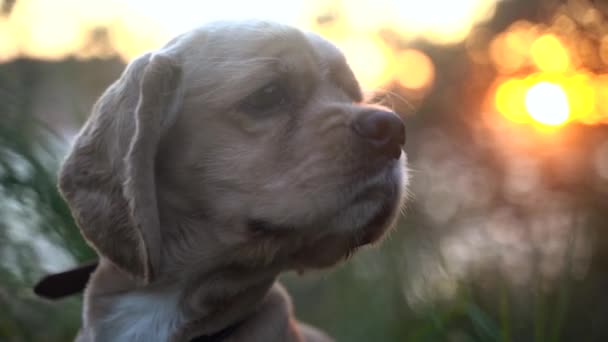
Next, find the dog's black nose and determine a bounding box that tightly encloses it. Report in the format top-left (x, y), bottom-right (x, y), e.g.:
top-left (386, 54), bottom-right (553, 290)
top-left (353, 110), bottom-right (405, 160)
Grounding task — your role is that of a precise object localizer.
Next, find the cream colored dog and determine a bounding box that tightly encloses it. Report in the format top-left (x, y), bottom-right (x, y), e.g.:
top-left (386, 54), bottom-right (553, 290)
top-left (51, 20), bottom-right (408, 341)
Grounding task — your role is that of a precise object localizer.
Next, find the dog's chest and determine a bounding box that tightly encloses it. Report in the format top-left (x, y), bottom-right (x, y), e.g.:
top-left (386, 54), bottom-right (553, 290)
top-left (94, 289), bottom-right (185, 342)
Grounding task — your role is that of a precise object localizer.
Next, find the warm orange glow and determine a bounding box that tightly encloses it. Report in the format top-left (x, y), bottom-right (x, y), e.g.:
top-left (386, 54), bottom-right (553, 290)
top-left (108, 17), bottom-right (169, 61)
top-left (334, 35), bottom-right (394, 89)
top-left (600, 35), bottom-right (608, 66)
top-left (525, 82), bottom-right (569, 126)
top-left (391, 0), bottom-right (498, 44)
top-left (595, 76), bottom-right (608, 124)
top-left (530, 34), bottom-right (570, 72)
top-left (487, 16), bottom-right (608, 127)
top-left (564, 73), bottom-right (595, 124)
top-left (492, 72), bottom-right (608, 126)
top-left (0, 20), bottom-right (18, 62)
top-left (489, 22), bottom-right (536, 74)
top-left (0, 0), bottom-right (501, 98)
top-left (495, 78), bottom-right (529, 124)
top-left (394, 49), bottom-right (435, 90)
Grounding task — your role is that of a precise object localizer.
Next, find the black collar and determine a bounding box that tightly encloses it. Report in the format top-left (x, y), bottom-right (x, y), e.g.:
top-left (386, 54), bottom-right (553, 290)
top-left (189, 319), bottom-right (243, 342)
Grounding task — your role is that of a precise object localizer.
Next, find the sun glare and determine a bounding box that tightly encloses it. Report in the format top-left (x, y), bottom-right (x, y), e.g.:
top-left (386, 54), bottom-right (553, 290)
top-left (394, 49), bottom-right (435, 91)
top-left (530, 34), bottom-right (570, 73)
top-left (488, 17), bottom-right (608, 127)
top-left (495, 78), bottom-right (529, 123)
top-left (493, 73), bottom-right (605, 127)
top-left (525, 82), bottom-right (570, 126)
top-left (392, 0), bottom-right (497, 44)
top-left (0, 0), bottom-right (500, 90)
top-left (335, 35), bottom-right (394, 89)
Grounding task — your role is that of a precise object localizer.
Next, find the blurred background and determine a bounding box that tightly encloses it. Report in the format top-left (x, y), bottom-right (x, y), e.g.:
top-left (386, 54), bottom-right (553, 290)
top-left (2, 0), bottom-right (608, 340)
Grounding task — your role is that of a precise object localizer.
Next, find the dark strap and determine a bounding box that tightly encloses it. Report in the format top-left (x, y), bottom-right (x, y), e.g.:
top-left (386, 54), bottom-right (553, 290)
top-left (34, 261), bottom-right (99, 299)
top-left (190, 320), bottom-right (243, 342)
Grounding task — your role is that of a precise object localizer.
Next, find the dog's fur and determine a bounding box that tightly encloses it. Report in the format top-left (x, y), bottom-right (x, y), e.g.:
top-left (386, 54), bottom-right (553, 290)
top-left (56, 20), bottom-right (408, 341)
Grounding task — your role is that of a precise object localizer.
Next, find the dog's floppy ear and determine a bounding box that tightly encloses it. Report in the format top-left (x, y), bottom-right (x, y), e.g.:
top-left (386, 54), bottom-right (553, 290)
top-left (59, 53), bottom-right (183, 284)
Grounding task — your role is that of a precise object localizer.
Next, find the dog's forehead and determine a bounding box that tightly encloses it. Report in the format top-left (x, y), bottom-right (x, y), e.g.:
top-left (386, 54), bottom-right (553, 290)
top-left (168, 21), bottom-right (314, 63)
top-left (305, 32), bottom-right (363, 101)
top-left (167, 22), bottom-right (310, 93)
top-left (163, 21), bottom-right (362, 103)
top-left (304, 33), bottom-right (346, 71)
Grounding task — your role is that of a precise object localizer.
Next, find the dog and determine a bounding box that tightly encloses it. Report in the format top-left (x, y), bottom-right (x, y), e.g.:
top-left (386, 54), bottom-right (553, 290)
top-left (35, 20), bottom-right (408, 341)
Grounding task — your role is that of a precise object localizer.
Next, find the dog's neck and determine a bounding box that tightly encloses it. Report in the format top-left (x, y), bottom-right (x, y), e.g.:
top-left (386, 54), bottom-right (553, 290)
top-left (165, 213), bottom-right (287, 338)
top-left (80, 194), bottom-right (292, 341)
top-left (81, 266), bottom-right (187, 342)
top-left (83, 240), bottom-right (280, 341)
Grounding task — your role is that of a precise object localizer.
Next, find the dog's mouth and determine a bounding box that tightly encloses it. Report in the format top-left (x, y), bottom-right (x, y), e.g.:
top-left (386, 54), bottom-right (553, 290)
top-left (353, 187), bottom-right (400, 246)
top-left (246, 159), bottom-right (405, 269)
top-left (350, 168), bottom-right (403, 245)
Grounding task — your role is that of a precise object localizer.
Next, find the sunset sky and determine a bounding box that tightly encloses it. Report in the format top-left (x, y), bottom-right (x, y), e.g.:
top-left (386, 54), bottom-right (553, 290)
top-left (0, 0), bottom-right (500, 89)
top-left (3, 0), bottom-right (608, 127)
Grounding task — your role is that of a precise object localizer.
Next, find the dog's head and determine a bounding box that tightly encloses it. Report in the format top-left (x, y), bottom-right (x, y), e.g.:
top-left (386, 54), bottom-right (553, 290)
top-left (60, 21), bottom-right (408, 284)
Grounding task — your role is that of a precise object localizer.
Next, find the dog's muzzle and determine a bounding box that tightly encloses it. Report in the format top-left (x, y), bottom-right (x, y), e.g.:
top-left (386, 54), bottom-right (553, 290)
top-left (347, 109), bottom-right (406, 245)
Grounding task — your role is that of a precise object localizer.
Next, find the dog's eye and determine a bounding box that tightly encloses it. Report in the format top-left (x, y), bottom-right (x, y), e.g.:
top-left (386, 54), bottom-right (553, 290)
top-left (242, 82), bottom-right (288, 112)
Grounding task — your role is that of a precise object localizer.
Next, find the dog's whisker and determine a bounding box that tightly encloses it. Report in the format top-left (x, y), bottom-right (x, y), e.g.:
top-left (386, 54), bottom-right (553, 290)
top-left (367, 87), bottom-right (416, 114)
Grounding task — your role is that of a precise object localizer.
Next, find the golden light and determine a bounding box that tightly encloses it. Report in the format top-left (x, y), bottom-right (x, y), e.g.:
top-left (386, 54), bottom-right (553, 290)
top-left (495, 78), bottom-right (529, 124)
top-left (394, 49), bottom-right (435, 91)
top-left (487, 15), bottom-right (608, 127)
top-left (334, 35), bottom-right (394, 89)
top-left (530, 34), bottom-right (570, 72)
top-left (492, 73), bottom-right (608, 127)
top-left (596, 76), bottom-right (608, 124)
top-left (391, 0), bottom-right (499, 44)
top-left (564, 73), bottom-right (595, 124)
top-left (0, 20), bottom-right (18, 62)
top-left (489, 21), bottom-right (536, 74)
top-left (0, 0), bottom-right (497, 91)
top-left (525, 82), bottom-right (570, 126)
top-left (339, 0), bottom-right (393, 32)
top-left (600, 35), bottom-right (608, 66)
top-left (23, 15), bottom-right (84, 60)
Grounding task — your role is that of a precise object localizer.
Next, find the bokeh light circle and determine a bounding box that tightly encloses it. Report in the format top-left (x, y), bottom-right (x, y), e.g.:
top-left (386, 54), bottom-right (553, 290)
top-left (525, 82), bottom-right (570, 126)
